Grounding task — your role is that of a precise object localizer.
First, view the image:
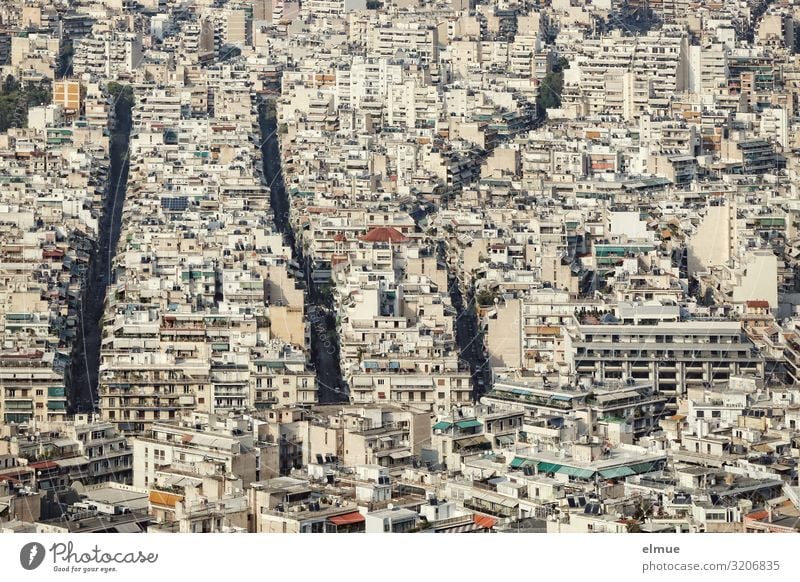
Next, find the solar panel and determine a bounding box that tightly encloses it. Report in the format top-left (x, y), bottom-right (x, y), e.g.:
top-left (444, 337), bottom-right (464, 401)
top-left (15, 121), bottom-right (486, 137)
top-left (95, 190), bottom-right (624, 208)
top-left (567, 496), bottom-right (577, 508)
top-left (161, 196), bottom-right (189, 211)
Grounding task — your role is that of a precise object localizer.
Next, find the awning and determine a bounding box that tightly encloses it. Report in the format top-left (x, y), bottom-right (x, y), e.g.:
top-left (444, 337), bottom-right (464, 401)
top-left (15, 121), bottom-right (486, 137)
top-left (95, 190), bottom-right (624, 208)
top-left (557, 466), bottom-right (596, 480)
top-left (436, 522), bottom-right (483, 533)
top-left (433, 421), bottom-right (452, 431)
top-left (628, 461), bottom-right (660, 475)
top-left (455, 436), bottom-right (491, 450)
top-left (537, 462), bottom-right (563, 474)
top-left (456, 420), bottom-right (482, 430)
top-left (496, 434), bottom-right (515, 445)
top-left (389, 450), bottom-right (412, 460)
top-left (510, 457), bottom-right (529, 469)
top-left (113, 522), bottom-right (144, 533)
top-left (472, 490), bottom-right (518, 508)
top-left (328, 511), bottom-right (365, 526)
top-left (550, 394), bottom-right (572, 402)
top-left (598, 466), bottom-right (635, 479)
top-left (149, 491), bottom-right (183, 507)
top-left (473, 514), bottom-right (498, 529)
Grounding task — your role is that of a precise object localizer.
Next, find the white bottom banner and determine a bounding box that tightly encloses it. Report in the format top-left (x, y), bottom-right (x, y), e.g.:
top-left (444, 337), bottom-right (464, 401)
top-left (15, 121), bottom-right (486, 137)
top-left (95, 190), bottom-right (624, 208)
top-left (2, 533), bottom-right (798, 581)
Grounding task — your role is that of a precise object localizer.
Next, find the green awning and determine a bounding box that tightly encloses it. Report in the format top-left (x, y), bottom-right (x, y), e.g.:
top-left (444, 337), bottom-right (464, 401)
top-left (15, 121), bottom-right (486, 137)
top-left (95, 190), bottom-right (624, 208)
top-left (550, 394), bottom-right (572, 402)
top-left (537, 462), bottom-right (563, 474)
top-left (456, 420), bottom-right (482, 430)
top-left (433, 421), bottom-right (452, 431)
top-left (510, 457), bottom-right (536, 469)
top-left (557, 466), bottom-right (596, 479)
top-left (628, 461), bottom-right (660, 475)
top-left (598, 466), bottom-right (635, 479)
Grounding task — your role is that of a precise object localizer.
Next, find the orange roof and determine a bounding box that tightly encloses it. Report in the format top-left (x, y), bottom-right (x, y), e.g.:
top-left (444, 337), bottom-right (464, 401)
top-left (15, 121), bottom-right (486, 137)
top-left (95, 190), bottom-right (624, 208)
top-left (328, 511), bottom-right (365, 526)
top-left (532, 325), bottom-right (561, 335)
top-left (745, 510), bottom-right (769, 521)
top-left (473, 514), bottom-right (497, 529)
top-left (359, 227), bottom-right (409, 244)
top-left (149, 491), bottom-right (183, 507)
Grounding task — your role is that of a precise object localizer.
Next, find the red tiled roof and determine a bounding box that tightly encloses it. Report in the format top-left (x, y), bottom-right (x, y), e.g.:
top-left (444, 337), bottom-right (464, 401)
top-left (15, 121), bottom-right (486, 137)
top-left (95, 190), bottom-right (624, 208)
top-left (328, 511), bottom-right (365, 526)
top-left (359, 227), bottom-right (408, 244)
top-left (746, 300), bottom-right (769, 308)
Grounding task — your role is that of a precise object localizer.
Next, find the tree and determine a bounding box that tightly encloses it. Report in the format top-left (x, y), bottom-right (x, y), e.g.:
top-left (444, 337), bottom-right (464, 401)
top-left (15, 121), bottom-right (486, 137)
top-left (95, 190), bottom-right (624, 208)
top-left (2, 75), bottom-right (19, 94)
top-left (106, 82), bottom-right (134, 131)
top-left (476, 289), bottom-right (497, 307)
top-left (0, 77), bottom-right (51, 131)
top-left (536, 57), bottom-right (570, 119)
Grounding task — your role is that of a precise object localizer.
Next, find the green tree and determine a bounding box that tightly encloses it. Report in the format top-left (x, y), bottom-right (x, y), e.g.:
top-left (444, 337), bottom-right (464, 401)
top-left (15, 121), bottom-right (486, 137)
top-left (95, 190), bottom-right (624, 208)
top-left (476, 289), bottom-right (497, 307)
top-left (2, 75), bottom-right (19, 94)
top-left (536, 57), bottom-right (570, 119)
top-left (107, 82), bottom-right (134, 110)
top-left (0, 77), bottom-right (51, 131)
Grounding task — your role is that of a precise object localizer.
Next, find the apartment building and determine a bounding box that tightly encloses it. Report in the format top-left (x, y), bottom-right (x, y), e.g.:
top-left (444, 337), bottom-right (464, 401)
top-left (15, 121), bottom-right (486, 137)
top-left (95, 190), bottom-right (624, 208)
top-left (132, 413), bottom-right (270, 489)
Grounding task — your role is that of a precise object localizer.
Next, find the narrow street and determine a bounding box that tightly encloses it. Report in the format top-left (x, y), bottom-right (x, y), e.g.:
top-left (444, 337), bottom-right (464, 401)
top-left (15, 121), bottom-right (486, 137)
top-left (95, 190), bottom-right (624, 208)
top-left (258, 99), bottom-right (347, 403)
top-left (67, 88), bottom-right (132, 413)
top-left (438, 242), bottom-right (491, 400)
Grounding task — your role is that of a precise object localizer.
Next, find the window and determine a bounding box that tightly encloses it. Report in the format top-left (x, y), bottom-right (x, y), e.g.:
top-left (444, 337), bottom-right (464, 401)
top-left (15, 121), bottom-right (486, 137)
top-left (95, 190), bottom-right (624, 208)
top-left (36, 389), bottom-right (44, 396)
top-left (282, 392), bottom-right (290, 398)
